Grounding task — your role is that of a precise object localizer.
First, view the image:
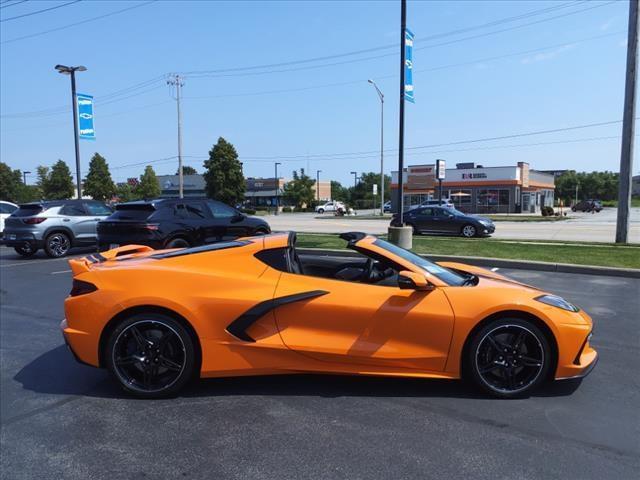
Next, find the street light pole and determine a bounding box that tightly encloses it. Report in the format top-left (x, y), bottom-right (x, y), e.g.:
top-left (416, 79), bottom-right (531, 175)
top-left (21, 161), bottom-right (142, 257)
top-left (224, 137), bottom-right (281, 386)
top-left (55, 64), bottom-right (86, 199)
top-left (167, 74), bottom-right (185, 198)
top-left (397, 0), bottom-right (407, 224)
top-left (350, 171), bottom-right (358, 189)
top-left (316, 169), bottom-right (321, 202)
top-left (616, 0), bottom-right (639, 243)
top-left (368, 79), bottom-right (384, 216)
top-left (275, 162), bottom-right (281, 215)
top-left (23, 171), bottom-right (31, 185)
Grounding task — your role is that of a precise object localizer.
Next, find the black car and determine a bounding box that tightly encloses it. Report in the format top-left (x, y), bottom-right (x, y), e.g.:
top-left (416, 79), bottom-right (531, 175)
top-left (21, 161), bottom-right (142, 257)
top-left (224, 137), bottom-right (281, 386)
top-left (97, 198), bottom-right (271, 251)
top-left (391, 206), bottom-right (495, 237)
top-left (572, 199), bottom-right (603, 212)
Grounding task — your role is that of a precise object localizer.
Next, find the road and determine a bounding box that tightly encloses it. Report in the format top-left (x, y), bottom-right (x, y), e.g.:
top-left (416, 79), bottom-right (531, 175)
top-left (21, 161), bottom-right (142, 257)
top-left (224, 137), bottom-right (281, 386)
top-left (1, 245), bottom-right (638, 479)
top-left (266, 207), bottom-right (640, 243)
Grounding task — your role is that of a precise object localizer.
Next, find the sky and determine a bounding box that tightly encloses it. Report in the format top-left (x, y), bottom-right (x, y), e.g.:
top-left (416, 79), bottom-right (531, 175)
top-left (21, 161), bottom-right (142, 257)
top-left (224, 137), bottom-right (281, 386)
top-left (0, 0), bottom-right (636, 186)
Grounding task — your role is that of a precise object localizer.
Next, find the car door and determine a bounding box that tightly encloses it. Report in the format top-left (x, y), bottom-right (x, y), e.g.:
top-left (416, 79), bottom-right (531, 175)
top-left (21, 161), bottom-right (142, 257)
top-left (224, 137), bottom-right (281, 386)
top-left (432, 207), bottom-right (458, 233)
top-left (59, 203), bottom-right (98, 242)
top-left (174, 202), bottom-right (214, 244)
top-left (411, 207), bottom-right (437, 232)
top-left (206, 200), bottom-right (245, 240)
top-left (83, 202), bottom-right (112, 236)
top-left (272, 271), bottom-right (455, 372)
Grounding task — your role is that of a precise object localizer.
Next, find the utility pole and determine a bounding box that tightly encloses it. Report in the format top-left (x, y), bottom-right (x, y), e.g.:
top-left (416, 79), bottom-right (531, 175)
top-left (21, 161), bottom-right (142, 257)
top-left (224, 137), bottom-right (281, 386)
top-left (368, 79), bottom-right (385, 216)
top-left (397, 0), bottom-right (407, 223)
top-left (350, 171), bottom-right (358, 189)
top-left (616, 0), bottom-right (638, 243)
top-left (55, 64), bottom-right (86, 199)
top-left (275, 162), bottom-right (281, 215)
top-left (316, 170), bottom-right (321, 202)
top-left (167, 74), bottom-right (185, 198)
top-left (23, 171), bottom-right (31, 185)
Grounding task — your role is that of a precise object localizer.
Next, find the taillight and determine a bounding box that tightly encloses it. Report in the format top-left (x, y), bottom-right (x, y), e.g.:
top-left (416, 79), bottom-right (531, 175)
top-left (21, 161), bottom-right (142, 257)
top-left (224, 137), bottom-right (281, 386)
top-left (143, 223), bottom-right (159, 231)
top-left (69, 280), bottom-right (98, 297)
top-left (23, 217), bottom-right (47, 225)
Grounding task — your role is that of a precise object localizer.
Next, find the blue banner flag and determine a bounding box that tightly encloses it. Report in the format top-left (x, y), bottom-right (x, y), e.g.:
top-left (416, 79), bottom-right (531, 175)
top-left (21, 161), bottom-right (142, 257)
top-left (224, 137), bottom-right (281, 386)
top-left (404, 28), bottom-right (415, 103)
top-left (76, 93), bottom-right (95, 140)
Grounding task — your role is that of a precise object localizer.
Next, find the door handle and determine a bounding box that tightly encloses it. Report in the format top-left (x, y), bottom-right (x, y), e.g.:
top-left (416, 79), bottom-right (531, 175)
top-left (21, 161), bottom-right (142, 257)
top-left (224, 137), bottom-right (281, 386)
top-left (63, 218), bottom-right (70, 222)
top-left (93, 218), bottom-right (100, 221)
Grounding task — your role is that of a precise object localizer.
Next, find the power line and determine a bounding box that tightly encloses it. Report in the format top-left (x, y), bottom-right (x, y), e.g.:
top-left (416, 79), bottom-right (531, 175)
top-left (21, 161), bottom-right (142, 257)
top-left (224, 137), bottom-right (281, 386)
top-left (0, 0), bottom-right (156, 44)
top-left (180, 1), bottom-right (584, 76)
top-left (1, 0), bottom-right (80, 22)
top-left (0, 1), bottom-right (28, 9)
top-left (184, 1), bottom-right (615, 79)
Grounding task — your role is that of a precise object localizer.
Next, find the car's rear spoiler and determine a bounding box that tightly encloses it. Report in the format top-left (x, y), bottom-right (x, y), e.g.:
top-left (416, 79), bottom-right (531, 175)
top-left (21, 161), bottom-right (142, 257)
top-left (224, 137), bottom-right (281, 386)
top-left (68, 245), bottom-right (154, 276)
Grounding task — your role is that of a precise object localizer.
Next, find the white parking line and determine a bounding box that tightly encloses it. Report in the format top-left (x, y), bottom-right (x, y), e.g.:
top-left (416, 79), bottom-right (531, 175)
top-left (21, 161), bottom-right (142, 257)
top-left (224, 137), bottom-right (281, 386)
top-left (0, 256), bottom-right (80, 268)
top-left (51, 269), bottom-right (72, 275)
top-left (491, 267), bottom-right (500, 272)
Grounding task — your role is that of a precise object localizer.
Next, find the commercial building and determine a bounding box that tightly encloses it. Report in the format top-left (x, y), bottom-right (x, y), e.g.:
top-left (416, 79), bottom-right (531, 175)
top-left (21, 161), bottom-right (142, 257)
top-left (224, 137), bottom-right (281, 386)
top-left (156, 174), bottom-right (331, 207)
top-left (390, 162), bottom-right (555, 214)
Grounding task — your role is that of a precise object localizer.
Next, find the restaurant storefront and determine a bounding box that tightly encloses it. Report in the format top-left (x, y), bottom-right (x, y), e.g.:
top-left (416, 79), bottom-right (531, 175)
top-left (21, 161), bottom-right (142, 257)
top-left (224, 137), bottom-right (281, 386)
top-left (390, 162), bottom-right (555, 214)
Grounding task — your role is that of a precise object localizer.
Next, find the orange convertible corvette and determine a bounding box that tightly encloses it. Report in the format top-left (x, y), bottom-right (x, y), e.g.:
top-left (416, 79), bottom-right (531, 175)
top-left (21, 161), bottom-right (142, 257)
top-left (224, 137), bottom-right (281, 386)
top-left (62, 232), bottom-right (597, 398)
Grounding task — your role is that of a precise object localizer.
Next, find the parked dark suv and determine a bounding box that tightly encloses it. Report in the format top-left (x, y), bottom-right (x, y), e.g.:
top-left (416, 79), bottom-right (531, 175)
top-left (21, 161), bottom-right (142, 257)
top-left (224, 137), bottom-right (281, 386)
top-left (97, 198), bottom-right (271, 251)
top-left (391, 206), bottom-right (495, 237)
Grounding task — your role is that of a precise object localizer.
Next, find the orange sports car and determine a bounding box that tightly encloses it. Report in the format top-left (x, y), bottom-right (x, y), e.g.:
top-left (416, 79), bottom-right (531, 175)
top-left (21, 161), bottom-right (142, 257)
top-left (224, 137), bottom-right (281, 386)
top-left (61, 232), bottom-right (597, 398)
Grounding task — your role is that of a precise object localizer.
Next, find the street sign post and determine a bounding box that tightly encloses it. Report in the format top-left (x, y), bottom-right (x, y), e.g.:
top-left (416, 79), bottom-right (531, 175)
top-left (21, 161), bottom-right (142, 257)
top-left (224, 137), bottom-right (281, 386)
top-left (436, 159), bottom-right (446, 206)
top-left (76, 93), bottom-right (95, 140)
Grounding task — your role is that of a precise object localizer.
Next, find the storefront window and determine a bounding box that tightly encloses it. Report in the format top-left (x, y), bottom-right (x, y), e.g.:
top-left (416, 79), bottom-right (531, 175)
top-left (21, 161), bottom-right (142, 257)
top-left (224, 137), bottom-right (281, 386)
top-left (447, 189), bottom-right (471, 206)
top-left (477, 189), bottom-right (510, 213)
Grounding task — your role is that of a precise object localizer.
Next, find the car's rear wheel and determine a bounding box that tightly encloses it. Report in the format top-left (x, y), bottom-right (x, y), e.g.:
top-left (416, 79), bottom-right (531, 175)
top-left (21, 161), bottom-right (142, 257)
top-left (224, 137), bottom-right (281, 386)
top-left (461, 224), bottom-right (477, 238)
top-left (165, 237), bottom-right (190, 249)
top-left (317, 208), bottom-right (324, 214)
top-left (105, 313), bottom-right (196, 398)
top-left (14, 244), bottom-right (37, 257)
top-left (44, 232), bottom-right (71, 257)
top-left (254, 227), bottom-right (269, 235)
top-left (467, 318), bottom-right (551, 398)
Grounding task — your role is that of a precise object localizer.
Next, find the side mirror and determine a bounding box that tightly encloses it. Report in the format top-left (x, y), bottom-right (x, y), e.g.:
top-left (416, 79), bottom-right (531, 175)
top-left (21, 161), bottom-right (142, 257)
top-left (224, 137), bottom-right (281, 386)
top-left (231, 212), bottom-right (245, 223)
top-left (398, 271), bottom-right (434, 291)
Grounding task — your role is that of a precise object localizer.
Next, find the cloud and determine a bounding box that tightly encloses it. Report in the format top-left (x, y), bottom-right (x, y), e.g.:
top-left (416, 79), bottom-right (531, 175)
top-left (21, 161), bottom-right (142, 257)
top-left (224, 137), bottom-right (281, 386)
top-left (521, 44), bottom-right (575, 64)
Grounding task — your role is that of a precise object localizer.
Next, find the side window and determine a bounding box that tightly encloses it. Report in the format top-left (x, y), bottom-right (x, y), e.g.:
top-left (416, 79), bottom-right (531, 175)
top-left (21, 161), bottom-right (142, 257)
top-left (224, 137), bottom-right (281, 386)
top-left (418, 208), bottom-right (434, 216)
top-left (207, 200), bottom-right (236, 218)
top-left (185, 203), bottom-right (208, 219)
top-left (0, 203), bottom-right (17, 214)
top-left (60, 204), bottom-right (87, 216)
top-left (175, 204), bottom-right (188, 219)
top-left (84, 202), bottom-right (112, 216)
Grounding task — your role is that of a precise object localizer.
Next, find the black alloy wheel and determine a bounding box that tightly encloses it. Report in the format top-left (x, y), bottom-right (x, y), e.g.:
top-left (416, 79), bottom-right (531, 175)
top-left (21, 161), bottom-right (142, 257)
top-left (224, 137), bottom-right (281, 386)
top-left (44, 232), bottom-right (71, 257)
top-left (106, 314), bottom-right (196, 398)
top-left (14, 243), bottom-right (37, 257)
top-left (468, 319), bottom-right (550, 398)
top-left (166, 237), bottom-right (190, 249)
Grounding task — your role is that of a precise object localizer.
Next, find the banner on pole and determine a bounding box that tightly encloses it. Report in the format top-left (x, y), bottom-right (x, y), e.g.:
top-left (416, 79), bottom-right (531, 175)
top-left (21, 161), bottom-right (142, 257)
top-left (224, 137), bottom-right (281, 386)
top-left (404, 28), bottom-right (415, 103)
top-left (76, 93), bottom-right (95, 140)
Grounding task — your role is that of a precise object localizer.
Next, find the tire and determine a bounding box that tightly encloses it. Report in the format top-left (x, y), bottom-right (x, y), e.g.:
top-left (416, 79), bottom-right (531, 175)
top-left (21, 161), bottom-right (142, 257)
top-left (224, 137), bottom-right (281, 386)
top-left (14, 244), bottom-right (37, 257)
top-left (105, 313), bottom-right (196, 398)
top-left (165, 237), bottom-right (190, 249)
top-left (254, 228), bottom-right (269, 235)
top-left (461, 224), bottom-right (477, 238)
top-left (317, 208), bottom-right (324, 214)
top-left (571, 207), bottom-right (577, 212)
top-left (466, 317), bottom-right (551, 398)
top-left (44, 232), bottom-right (71, 258)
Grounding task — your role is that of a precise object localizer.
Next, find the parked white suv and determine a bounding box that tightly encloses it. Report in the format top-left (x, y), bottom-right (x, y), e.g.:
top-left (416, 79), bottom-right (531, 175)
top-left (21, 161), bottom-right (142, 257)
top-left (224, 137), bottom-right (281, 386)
top-left (315, 201), bottom-right (346, 214)
top-left (0, 200), bottom-right (18, 237)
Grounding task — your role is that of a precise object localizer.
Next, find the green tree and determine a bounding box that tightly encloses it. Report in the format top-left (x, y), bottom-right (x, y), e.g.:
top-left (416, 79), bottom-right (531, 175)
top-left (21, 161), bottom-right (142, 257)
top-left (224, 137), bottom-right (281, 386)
top-left (83, 152), bottom-right (116, 201)
top-left (203, 137), bottom-right (245, 205)
top-left (134, 166), bottom-right (161, 200)
top-left (0, 162), bottom-right (23, 202)
top-left (176, 165), bottom-right (198, 175)
top-left (42, 160), bottom-right (74, 200)
top-left (283, 168), bottom-right (315, 208)
top-left (331, 180), bottom-right (349, 202)
top-left (347, 172), bottom-right (391, 208)
top-left (115, 183), bottom-right (135, 202)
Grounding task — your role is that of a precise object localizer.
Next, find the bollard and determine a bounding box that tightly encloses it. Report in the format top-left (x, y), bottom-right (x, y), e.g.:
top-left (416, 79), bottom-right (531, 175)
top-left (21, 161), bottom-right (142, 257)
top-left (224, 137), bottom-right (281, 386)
top-left (387, 226), bottom-right (413, 249)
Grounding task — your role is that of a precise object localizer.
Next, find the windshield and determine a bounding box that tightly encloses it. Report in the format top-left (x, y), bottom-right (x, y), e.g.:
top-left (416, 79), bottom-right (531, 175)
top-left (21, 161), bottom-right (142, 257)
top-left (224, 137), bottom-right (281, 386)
top-left (372, 239), bottom-right (467, 286)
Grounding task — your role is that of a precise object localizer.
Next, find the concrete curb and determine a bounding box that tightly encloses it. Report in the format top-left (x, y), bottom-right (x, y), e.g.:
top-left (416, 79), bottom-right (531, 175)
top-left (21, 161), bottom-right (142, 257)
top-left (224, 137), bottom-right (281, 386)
top-left (297, 248), bottom-right (640, 279)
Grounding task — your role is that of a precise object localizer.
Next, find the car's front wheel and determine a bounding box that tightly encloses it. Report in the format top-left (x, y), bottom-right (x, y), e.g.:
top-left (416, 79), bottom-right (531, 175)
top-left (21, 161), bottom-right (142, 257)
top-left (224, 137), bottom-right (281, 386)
top-left (105, 313), bottom-right (196, 398)
top-left (466, 318), bottom-right (551, 398)
top-left (44, 232), bottom-right (71, 258)
top-left (461, 224), bottom-right (477, 238)
top-left (317, 208), bottom-right (324, 214)
top-left (165, 237), bottom-right (190, 249)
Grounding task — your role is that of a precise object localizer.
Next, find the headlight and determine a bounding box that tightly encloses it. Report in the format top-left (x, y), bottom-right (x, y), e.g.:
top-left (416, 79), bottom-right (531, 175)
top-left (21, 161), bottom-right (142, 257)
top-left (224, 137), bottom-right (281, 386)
top-left (535, 294), bottom-right (580, 312)
top-left (478, 219), bottom-right (492, 226)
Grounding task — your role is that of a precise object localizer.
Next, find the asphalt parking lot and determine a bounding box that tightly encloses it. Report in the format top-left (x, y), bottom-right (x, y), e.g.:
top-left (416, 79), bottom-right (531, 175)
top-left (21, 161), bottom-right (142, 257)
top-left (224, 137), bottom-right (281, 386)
top-left (1, 245), bottom-right (638, 479)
